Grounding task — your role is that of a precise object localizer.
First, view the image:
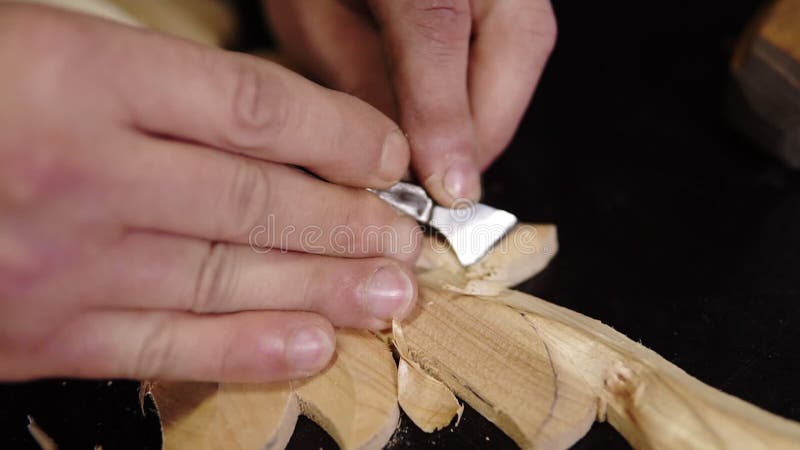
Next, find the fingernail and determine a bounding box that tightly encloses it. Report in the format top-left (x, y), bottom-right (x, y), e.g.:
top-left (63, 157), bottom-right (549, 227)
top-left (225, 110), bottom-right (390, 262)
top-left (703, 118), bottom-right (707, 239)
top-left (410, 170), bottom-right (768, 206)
top-left (379, 129), bottom-right (410, 183)
top-left (365, 265), bottom-right (414, 321)
top-left (286, 326), bottom-right (334, 375)
top-left (443, 159), bottom-right (481, 202)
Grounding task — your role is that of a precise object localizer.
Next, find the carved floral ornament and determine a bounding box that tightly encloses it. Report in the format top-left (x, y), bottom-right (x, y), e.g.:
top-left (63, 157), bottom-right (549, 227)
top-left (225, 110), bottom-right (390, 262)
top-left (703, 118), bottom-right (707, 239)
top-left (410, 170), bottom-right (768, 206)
top-left (145, 224), bottom-right (800, 450)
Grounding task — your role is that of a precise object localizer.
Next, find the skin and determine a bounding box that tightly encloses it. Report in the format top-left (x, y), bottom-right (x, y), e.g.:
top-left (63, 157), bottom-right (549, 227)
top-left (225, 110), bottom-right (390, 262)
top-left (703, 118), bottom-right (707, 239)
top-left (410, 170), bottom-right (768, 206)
top-left (1, 0), bottom-right (556, 384)
top-left (0, 4), bottom-right (422, 383)
top-left (264, 0), bottom-right (557, 206)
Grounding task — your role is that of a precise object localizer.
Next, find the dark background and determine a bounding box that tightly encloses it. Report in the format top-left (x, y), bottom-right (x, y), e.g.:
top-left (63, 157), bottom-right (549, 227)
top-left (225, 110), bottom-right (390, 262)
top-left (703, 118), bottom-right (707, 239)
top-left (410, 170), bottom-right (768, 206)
top-left (3, 0), bottom-right (799, 448)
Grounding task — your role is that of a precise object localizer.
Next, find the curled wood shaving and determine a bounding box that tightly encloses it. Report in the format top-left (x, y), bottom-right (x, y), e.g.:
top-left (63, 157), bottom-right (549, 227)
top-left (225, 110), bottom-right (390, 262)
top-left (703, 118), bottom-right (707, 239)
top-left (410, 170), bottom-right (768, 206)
top-left (27, 416), bottom-right (57, 450)
top-left (397, 358), bottom-right (461, 432)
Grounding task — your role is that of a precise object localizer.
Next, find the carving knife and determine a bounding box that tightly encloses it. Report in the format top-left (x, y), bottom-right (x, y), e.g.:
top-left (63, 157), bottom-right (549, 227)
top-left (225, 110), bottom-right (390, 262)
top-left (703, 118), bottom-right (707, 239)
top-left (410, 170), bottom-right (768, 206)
top-left (369, 182), bottom-right (517, 266)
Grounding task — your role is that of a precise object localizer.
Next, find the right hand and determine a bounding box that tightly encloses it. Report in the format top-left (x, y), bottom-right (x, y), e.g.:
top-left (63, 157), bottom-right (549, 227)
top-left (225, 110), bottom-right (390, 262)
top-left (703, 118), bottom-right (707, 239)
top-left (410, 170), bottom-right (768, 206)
top-left (0, 4), bottom-right (420, 383)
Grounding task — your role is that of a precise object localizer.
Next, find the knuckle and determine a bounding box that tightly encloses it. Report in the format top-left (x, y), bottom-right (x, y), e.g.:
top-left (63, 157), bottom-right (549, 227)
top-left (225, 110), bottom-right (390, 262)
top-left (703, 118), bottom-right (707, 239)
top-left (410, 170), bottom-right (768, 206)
top-left (227, 60), bottom-right (294, 149)
top-left (222, 161), bottom-right (272, 240)
top-left (518, 3), bottom-right (558, 57)
top-left (326, 92), bottom-right (359, 156)
top-left (324, 200), bottom-right (360, 254)
top-left (0, 231), bottom-right (47, 296)
top-left (407, 0), bottom-right (471, 48)
top-left (0, 140), bottom-right (74, 207)
top-left (0, 5), bottom-right (90, 96)
top-left (414, 122), bottom-right (474, 156)
top-left (192, 242), bottom-right (239, 313)
top-left (343, 192), bottom-right (394, 229)
top-left (323, 91), bottom-right (398, 180)
top-left (535, 16), bottom-right (558, 56)
top-left (328, 192), bottom-right (397, 255)
top-left (131, 317), bottom-right (175, 379)
top-left (399, 219), bottom-right (423, 259)
top-left (215, 333), bottom-right (241, 379)
top-left (300, 264), bottom-right (325, 311)
top-left (1, 5), bottom-right (93, 69)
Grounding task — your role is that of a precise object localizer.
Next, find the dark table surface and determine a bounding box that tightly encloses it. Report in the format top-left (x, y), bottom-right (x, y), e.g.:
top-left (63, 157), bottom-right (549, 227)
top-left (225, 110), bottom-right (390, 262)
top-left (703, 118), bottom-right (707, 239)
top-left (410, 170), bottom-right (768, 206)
top-left (3, 1), bottom-right (799, 449)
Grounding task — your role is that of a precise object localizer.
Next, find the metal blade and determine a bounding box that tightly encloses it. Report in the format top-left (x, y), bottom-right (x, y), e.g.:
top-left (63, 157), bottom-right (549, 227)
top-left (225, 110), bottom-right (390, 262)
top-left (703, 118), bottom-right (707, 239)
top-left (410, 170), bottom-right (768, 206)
top-left (428, 203), bottom-right (518, 266)
top-left (367, 183), bottom-right (433, 222)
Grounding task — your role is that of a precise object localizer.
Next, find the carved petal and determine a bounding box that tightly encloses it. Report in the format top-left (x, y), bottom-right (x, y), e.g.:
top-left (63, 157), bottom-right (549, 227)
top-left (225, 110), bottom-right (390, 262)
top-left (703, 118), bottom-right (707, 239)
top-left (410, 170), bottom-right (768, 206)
top-left (490, 290), bottom-right (800, 449)
top-left (292, 330), bottom-right (399, 450)
top-left (466, 223), bottom-right (558, 287)
top-left (397, 358), bottom-right (461, 432)
top-left (150, 381), bottom-right (298, 450)
top-left (417, 224), bottom-right (559, 295)
top-left (395, 286), bottom-right (596, 449)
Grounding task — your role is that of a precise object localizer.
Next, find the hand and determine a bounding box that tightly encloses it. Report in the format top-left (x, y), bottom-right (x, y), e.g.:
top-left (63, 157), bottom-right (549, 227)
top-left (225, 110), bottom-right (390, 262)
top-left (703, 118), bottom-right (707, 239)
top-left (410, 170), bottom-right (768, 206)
top-left (0, 4), bottom-right (420, 383)
top-left (264, 0), bottom-right (556, 206)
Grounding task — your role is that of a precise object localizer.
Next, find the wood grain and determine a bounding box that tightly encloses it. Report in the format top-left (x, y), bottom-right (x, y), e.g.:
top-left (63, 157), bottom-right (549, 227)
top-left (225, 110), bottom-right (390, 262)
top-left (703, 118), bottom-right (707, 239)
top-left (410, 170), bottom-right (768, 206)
top-left (148, 223), bottom-right (800, 449)
top-left (151, 382), bottom-right (297, 450)
top-left (396, 358), bottom-right (461, 432)
top-left (291, 330), bottom-right (399, 450)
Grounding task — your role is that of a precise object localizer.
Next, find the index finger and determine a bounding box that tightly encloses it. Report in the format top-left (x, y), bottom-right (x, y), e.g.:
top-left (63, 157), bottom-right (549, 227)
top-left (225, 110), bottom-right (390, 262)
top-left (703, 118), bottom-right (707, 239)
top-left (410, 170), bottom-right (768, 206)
top-left (62, 8), bottom-right (410, 188)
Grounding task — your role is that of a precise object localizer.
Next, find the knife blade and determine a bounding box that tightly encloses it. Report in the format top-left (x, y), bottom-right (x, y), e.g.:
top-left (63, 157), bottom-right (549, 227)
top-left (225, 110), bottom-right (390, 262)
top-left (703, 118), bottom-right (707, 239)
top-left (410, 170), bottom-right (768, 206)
top-left (369, 182), bottom-right (517, 266)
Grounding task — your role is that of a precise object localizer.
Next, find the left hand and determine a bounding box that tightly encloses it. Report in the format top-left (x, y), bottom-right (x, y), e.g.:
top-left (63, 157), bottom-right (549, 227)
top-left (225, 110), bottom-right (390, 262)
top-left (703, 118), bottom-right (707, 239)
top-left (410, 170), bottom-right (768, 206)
top-left (264, 0), bottom-right (557, 207)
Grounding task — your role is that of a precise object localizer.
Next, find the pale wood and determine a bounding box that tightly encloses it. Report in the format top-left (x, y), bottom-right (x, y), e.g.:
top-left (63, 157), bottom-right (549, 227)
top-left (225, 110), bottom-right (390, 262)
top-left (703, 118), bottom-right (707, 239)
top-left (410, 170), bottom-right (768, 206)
top-left (27, 416), bottom-right (58, 450)
top-left (110, 0), bottom-right (237, 46)
top-left (416, 223), bottom-right (557, 285)
top-left (10, 0), bottom-right (143, 27)
top-left (492, 290), bottom-right (800, 449)
top-left (403, 223), bottom-right (800, 449)
top-left (291, 330), bottom-right (399, 450)
top-left (10, 0), bottom-right (236, 46)
top-left (761, 0), bottom-right (800, 61)
top-left (394, 286), bottom-right (598, 450)
top-left (149, 222), bottom-right (800, 449)
top-left (466, 223), bottom-right (558, 288)
top-left (150, 381), bottom-right (298, 450)
top-left (397, 358), bottom-right (461, 432)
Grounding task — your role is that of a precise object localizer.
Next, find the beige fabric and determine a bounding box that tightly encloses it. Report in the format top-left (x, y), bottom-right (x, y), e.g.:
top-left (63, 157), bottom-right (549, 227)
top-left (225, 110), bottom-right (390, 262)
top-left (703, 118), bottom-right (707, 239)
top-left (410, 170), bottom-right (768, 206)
top-left (6, 0), bottom-right (237, 47)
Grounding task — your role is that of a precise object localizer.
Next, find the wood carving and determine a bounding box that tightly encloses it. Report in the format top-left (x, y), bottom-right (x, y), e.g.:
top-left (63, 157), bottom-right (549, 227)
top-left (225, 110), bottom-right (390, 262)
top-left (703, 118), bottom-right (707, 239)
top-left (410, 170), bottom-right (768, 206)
top-left (396, 358), bottom-right (461, 433)
top-left (290, 330), bottom-right (399, 450)
top-left (146, 223), bottom-right (800, 449)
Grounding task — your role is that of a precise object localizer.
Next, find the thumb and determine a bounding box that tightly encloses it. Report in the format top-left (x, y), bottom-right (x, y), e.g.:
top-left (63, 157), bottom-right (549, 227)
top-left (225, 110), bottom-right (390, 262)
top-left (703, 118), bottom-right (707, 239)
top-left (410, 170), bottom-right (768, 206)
top-left (369, 0), bottom-right (482, 206)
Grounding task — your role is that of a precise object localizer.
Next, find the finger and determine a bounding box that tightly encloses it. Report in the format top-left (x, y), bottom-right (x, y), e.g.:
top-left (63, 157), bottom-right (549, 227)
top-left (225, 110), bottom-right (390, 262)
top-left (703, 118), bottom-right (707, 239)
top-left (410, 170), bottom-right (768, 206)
top-left (62, 9), bottom-right (409, 188)
top-left (41, 309), bottom-right (335, 382)
top-left (368, 0), bottom-right (481, 205)
top-left (469, 0), bottom-right (557, 169)
top-left (83, 231), bottom-right (418, 329)
top-left (108, 133), bottom-right (421, 260)
top-left (264, 0), bottom-right (397, 117)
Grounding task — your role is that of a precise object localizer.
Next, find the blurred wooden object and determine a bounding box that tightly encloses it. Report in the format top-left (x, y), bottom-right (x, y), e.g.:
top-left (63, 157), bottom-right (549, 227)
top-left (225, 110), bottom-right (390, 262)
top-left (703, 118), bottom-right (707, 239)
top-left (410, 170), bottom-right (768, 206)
top-left (731, 0), bottom-right (800, 168)
top-left (9, 0), bottom-right (237, 46)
